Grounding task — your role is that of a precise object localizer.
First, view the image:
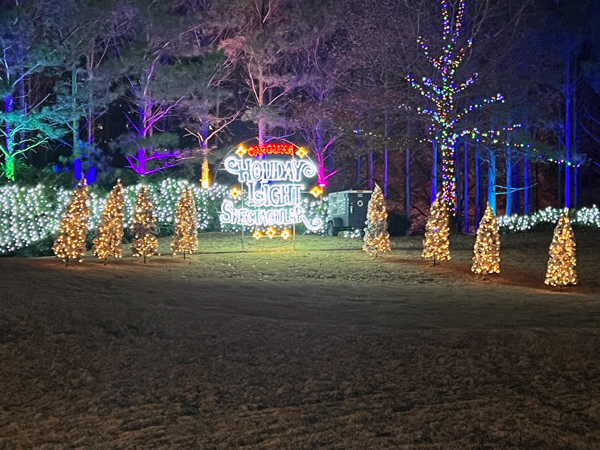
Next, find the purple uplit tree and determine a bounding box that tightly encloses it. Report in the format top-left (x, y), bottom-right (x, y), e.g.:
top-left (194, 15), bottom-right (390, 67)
top-left (114, 1), bottom-right (192, 176)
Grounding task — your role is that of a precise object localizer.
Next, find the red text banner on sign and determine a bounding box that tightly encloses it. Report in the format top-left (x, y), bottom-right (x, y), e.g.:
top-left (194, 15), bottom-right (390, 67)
top-left (247, 144), bottom-right (295, 157)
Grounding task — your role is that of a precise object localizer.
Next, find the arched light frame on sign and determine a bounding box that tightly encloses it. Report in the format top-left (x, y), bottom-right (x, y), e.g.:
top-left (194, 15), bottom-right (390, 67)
top-left (218, 141), bottom-right (324, 232)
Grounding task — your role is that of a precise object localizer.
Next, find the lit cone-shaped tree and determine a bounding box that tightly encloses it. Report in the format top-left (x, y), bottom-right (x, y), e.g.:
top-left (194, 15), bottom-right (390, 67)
top-left (93, 179), bottom-right (125, 264)
top-left (472, 203), bottom-right (500, 275)
top-left (131, 186), bottom-right (159, 264)
top-left (171, 185), bottom-right (199, 258)
top-left (52, 179), bottom-right (90, 266)
top-left (363, 184), bottom-right (391, 258)
top-left (545, 210), bottom-right (577, 287)
top-left (422, 193), bottom-right (450, 265)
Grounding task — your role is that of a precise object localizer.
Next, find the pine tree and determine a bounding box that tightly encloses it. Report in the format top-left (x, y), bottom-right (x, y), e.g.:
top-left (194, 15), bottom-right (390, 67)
top-left (422, 193), bottom-right (450, 265)
top-left (363, 184), bottom-right (391, 258)
top-left (472, 203), bottom-right (500, 275)
top-left (171, 185), bottom-right (198, 258)
top-left (131, 186), bottom-right (158, 264)
top-left (545, 209), bottom-right (577, 287)
top-left (92, 179), bottom-right (125, 264)
top-left (52, 179), bottom-right (90, 266)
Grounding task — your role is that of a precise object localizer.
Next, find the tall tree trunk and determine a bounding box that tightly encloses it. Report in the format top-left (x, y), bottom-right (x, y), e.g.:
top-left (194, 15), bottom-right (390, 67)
top-left (524, 158), bottom-right (530, 215)
top-left (506, 148), bottom-right (512, 215)
top-left (383, 113), bottom-right (388, 198)
top-left (475, 148), bottom-right (481, 225)
top-left (565, 52), bottom-right (572, 208)
top-left (368, 151), bottom-right (373, 190)
top-left (513, 159), bottom-right (520, 214)
top-left (574, 165), bottom-right (578, 209)
top-left (4, 95), bottom-right (15, 181)
top-left (71, 69), bottom-right (82, 180)
top-left (456, 141), bottom-right (461, 231)
top-left (356, 155), bottom-right (361, 188)
top-left (406, 147), bottom-right (410, 219)
top-left (463, 141), bottom-right (468, 233)
top-left (431, 140), bottom-right (438, 203)
top-left (488, 150), bottom-right (496, 214)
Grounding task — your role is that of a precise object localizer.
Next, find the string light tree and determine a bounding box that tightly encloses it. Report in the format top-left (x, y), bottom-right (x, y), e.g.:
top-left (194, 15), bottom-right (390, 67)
top-left (363, 184), bottom-right (391, 258)
top-left (52, 178), bottom-right (90, 266)
top-left (422, 193), bottom-right (451, 265)
top-left (407, 0), bottom-right (504, 210)
top-left (545, 209), bottom-right (577, 287)
top-left (472, 203), bottom-right (500, 275)
top-left (171, 184), bottom-right (199, 259)
top-left (131, 185), bottom-right (159, 264)
top-left (92, 179), bottom-right (125, 264)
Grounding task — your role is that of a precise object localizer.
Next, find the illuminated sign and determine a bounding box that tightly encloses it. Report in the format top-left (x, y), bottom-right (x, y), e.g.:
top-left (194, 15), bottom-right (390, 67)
top-left (220, 143), bottom-right (323, 232)
top-left (247, 144), bottom-right (295, 157)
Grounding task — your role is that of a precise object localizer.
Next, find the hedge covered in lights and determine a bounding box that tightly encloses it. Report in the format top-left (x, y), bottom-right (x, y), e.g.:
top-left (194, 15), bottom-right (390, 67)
top-left (0, 180), bottom-right (227, 254)
top-left (497, 206), bottom-right (600, 233)
top-left (0, 179), bottom-right (329, 254)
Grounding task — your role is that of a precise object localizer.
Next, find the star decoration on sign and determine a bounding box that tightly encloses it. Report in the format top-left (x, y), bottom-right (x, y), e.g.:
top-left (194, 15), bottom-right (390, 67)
top-left (296, 147), bottom-right (308, 158)
top-left (235, 145), bottom-right (247, 157)
top-left (280, 229), bottom-right (291, 240)
top-left (229, 186), bottom-right (241, 199)
top-left (266, 227), bottom-right (277, 239)
top-left (253, 230), bottom-right (263, 240)
top-left (310, 186), bottom-right (323, 198)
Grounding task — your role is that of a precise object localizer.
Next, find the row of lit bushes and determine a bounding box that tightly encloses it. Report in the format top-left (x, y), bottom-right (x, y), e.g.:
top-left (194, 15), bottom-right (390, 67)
top-left (0, 180), bottom-right (229, 254)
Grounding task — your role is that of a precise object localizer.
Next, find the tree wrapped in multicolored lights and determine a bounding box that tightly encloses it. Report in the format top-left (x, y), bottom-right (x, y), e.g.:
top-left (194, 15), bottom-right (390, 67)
top-left (472, 203), bottom-right (500, 275)
top-left (131, 186), bottom-right (158, 263)
top-left (52, 179), bottom-right (90, 266)
top-left (363, 184), bottom-right (390, 258)
top-left (545, 210), bottom-right (577, 287)
top-left (92, 179), bottom-right (125, 264)
top-left (407, 0), bottom-right (503, 210)
top-left (171, 185), bottom-right (198, 258)
top-left (422, 193), bottom-right (450, 265)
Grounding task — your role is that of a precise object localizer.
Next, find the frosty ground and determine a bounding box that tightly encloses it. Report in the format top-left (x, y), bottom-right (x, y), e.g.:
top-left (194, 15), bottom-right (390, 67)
top-left (1, 230), bottom-right (599, 449)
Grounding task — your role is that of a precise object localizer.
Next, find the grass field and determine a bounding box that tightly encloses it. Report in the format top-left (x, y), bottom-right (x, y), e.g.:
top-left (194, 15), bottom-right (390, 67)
top-left (0, 230), bottom-right (599, 449)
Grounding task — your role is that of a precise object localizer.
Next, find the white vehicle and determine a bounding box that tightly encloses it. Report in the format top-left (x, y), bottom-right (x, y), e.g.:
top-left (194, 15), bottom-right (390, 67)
top-left (326, 190), bottom-right (372, 236)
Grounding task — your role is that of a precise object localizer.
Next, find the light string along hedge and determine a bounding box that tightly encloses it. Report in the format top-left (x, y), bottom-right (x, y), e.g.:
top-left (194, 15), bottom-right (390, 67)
top-left (0, 178), bottom-right (598, 254)
top-left (0, 180), bottom-right (227, 254)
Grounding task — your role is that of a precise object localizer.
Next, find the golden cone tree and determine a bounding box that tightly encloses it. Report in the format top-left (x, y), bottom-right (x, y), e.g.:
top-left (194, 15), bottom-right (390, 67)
top-left (52, 179), bottom-right (90, 266)
top-left (171, 185), bottom-right (199, 258)
top-left (363, 184), bottom-right (391, 258)
top-left (545, 209), bottom-right (577, 287)
top-left (472, 203), bottom-right (500, 274)
top-left (131, 186), bottom-right (158, 263)
top-left (93, 179), bottom-right (125, 263)
top-left (201, 157), bottom-right (210, 188)
top-left (422, 193), bottom-right (450, 265)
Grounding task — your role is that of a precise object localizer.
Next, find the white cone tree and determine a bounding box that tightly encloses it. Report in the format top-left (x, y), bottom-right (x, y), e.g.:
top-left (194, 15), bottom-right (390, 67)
top-left (422, 193), bottom-right (450, 265)
top-left (545, 209), bottom-right (577, 287)
top-left (52, 179), bottom-right (90, 266)
top-left (93, 179), bottom-right (125, 263)
top-left (171, 185), bottom-right (199, 258)
top-left (363, 184), bottom-right (391, 258)
top-left (472, 203), bottom-right (500, 275)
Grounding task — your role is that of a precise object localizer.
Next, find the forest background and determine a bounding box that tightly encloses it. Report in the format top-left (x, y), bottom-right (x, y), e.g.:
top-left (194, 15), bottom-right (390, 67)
top-left (1, 0), bottom-right (599, 232)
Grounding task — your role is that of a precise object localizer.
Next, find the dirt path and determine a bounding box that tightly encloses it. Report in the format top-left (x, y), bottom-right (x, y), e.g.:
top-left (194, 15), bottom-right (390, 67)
top-left (1, 232), bottom-right (599, 449)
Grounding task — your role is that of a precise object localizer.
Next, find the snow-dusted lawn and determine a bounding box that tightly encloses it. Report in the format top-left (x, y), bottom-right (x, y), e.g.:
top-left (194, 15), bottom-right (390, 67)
top-left (1, 230), bottom-right (599, 448)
